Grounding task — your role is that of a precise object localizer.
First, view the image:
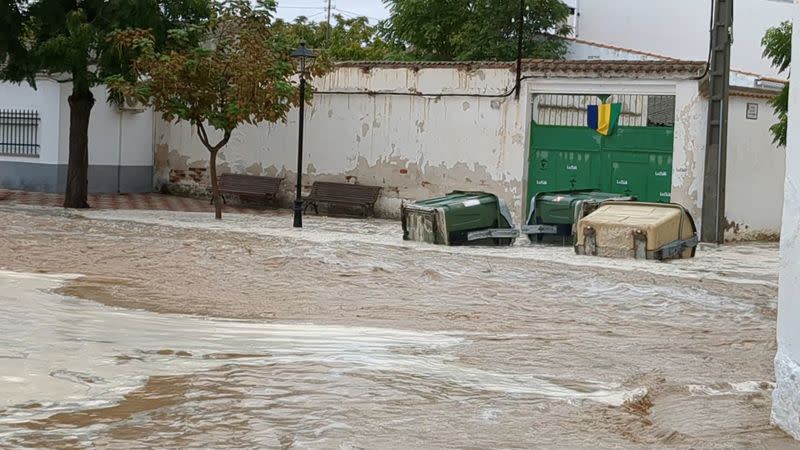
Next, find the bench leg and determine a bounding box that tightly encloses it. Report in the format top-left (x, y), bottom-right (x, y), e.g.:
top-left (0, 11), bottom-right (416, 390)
top-left (303, 201), bottom-right (319, 214)
top-left (221, 194), bottom-right (226, 205)
top-left (304, 201), bottom-right (319, 214)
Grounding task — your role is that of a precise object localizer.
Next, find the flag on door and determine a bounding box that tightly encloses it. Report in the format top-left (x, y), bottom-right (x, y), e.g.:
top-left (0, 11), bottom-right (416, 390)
top-left (587, 103), bottom-right (622, 136)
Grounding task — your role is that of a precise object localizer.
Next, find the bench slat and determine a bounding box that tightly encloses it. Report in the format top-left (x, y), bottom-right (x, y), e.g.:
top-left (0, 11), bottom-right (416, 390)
top-left (303, 181), bottom-right (382, 217)
top-left (218, 174), bottom-right (283, 196)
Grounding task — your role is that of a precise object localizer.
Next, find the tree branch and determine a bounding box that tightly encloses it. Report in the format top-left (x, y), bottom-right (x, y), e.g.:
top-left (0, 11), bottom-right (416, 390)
top-left (211, 130), bottom-right (231, 151)
top-left (196, 122), bottom-right (211, 149)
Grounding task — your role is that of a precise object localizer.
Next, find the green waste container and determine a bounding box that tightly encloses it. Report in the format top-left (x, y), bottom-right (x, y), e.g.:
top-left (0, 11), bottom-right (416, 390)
top-left (401, 191), bottom-right (519, 246)
top-left (522, 190), bottom-right (634, 243)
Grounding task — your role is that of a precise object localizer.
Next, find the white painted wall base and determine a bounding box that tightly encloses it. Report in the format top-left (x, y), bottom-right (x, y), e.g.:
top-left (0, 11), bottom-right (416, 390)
top-left (773, 351), bottom-right (800, 439)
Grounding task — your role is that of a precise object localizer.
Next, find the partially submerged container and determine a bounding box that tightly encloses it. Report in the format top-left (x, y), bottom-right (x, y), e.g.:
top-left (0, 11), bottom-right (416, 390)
top-left (574, 201), bottom-right (698, 260)
top-left (521, 190), bottom-right (633, 243)
top-left (402, 191), bottom-right (519, 246)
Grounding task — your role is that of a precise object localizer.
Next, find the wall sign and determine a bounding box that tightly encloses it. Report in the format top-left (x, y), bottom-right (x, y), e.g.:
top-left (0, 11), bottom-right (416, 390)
top-left (746, 102), bottom-right (759, 120)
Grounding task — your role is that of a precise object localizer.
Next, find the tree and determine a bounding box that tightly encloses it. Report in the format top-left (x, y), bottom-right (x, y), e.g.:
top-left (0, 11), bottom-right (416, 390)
top-left (0, 0), bottom-right (210, 208)
top-left (381, 0), bottom-right (572, 61)
top-left (762, 21), bottom-right (791, 147)
top-left (273, 14), bottom-right (400, 61)
top-left (109, 0), bottom-right (327, 219)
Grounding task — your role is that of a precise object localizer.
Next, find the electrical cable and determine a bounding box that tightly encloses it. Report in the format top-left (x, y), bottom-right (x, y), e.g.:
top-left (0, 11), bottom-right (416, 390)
top-left (694, 0), bottom-right (716, 80)
top-left (315, 75), bottom-right (536, 99)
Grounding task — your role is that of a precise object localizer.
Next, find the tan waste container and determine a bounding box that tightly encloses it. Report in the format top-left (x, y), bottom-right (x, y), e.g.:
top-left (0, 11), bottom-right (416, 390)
top-left (574, 202), bottom-right (698, 260)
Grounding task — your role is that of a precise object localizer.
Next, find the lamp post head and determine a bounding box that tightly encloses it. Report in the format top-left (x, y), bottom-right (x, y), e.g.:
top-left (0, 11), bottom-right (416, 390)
top-left (291, 42), bottom-right (316, 76)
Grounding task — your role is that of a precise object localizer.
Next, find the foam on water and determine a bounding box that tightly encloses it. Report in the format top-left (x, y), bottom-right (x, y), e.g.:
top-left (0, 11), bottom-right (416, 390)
top-left (0, 270), bottom-right (643, 438)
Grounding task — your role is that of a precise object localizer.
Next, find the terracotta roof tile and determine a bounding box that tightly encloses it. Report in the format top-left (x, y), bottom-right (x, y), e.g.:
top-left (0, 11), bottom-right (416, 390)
top-left (335, 59), bottom-right (707, 79)
top-left (520, 59), bottom-right (706, 78)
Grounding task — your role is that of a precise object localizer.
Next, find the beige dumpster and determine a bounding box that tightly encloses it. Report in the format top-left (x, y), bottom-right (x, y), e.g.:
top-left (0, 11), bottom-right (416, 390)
top-left (574, 202), bottom-right (698, 260)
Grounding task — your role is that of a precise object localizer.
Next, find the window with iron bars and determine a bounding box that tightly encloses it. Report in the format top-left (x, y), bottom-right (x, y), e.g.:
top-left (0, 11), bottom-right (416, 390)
top-left (531, 94), bottom-right (676, 127)
top-left (0, 109), bottom-right (41, 157)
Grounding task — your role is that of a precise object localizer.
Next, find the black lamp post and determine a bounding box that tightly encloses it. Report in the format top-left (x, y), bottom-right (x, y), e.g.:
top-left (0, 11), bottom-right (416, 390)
top-left (291, 42), bottom-right (316, 228)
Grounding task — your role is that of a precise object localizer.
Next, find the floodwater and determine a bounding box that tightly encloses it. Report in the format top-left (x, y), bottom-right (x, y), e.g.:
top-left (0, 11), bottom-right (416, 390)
top-left (0, 205), bottom-right (796, 448)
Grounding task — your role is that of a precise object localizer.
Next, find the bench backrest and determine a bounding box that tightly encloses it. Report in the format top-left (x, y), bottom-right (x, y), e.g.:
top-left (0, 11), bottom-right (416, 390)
top-left (309, 181), bottom-right (382, 204)
top-left (219, 173), bottom-right (283, 194)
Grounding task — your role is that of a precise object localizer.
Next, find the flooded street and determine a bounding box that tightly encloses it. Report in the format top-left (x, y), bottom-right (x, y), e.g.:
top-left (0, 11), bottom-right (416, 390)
top-left (0, 204), bottom-right (796, 448)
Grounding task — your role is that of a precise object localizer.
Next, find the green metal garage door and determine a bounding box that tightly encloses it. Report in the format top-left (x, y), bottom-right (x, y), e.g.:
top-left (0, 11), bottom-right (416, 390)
top-left (527, 94), bottom-right (675, 211)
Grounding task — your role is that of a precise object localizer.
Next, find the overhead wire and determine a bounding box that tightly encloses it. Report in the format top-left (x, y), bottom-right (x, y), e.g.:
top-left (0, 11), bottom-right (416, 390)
top-left (694, 0), bottom-right (716, 80)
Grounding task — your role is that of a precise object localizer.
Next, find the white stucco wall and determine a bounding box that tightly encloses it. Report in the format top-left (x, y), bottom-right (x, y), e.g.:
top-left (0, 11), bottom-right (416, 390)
top-left (56, 83), bottom-right (154, 168)
top-left (725, 96), bottom-right (786, 240)
top-left (157, 66), bottom-right (530, 219)
top-left (575, 0), bottom-right (793, 77)
top-left (0, 79), bottom-right (61, 165)
top-left (156, 66), bottom-right (711, 224)
top-left (0, 79), bottom-right (154, 193)
top-left (772, 3), bottom-right (800, 440)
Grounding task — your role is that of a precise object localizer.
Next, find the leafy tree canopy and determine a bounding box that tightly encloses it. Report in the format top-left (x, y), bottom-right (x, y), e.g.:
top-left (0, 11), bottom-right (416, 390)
top-left (762, 20), bottom-right (791, 147)
top-left (380, 0), bottom-right (572, 61)
top-left (1, 0), bottom-right (211, 89)
top-left (273, 14), bottom-right (401, 61)
top-left (1, 0), bottom-right (211, 208)
top-left (108, 0), bottom-right (330, 218)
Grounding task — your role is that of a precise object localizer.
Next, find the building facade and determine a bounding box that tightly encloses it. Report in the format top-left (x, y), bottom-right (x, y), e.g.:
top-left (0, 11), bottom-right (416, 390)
top-left (0, 79), bottom-right (154, 194)
top-left (569, 0), bottom-right (793, 78)
top-left (157, 60), bottom-right (709, 226)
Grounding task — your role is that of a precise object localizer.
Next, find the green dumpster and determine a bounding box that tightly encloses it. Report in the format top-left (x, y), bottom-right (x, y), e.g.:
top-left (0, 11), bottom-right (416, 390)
top-left (522, 190), bottom-right (633, 243)
top-left (401, 191), bottom-right (519, 246)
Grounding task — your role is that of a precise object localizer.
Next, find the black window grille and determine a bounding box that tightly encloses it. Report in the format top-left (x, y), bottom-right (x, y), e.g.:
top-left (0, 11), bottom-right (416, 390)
top-left (533, 94), bottom-right (676, 127)
top-left (0, 109), bottom-right (41, 157)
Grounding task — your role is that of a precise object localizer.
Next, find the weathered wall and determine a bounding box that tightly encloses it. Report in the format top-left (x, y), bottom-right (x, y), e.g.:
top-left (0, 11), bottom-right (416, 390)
top-left (156, 67), bottom-right (713, 224)
top-left (773, 3), bottom-right (800, 440)
top-left (0, 80), bottom-right (154, 193)
top-left (671, 80), bottom-right (708, 226)
top-left (725, 96), bottom-right (786, 241)
top-left (156, 65), bottom-right (781, 239)
top-left (156, 66), bottom-right (529, 220)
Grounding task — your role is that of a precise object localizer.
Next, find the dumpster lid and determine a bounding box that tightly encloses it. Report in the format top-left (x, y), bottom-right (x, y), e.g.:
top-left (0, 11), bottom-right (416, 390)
top-left (525, 190), bottom-right (633, 225)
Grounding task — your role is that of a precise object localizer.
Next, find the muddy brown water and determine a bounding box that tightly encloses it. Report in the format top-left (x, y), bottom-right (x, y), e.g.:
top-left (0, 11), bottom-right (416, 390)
top-left (0, 205), bottom-right (796, 448)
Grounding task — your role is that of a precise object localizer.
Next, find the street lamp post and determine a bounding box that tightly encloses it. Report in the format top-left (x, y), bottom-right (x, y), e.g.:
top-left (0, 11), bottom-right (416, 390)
top-left (291, 43), bottom-right (316, 228)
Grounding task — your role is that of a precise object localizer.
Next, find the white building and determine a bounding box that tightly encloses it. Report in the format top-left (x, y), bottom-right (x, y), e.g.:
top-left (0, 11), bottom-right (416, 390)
top-left (773, 3), bottom-right (800, 440)
top-left (155, 60), bottom-right (728, 234)
top-left (0, 79), bottom-right (154, 194)
top-left (560, 0), bottom-right (789, 240)
top-left (568, 0), bottom-right (793, 78)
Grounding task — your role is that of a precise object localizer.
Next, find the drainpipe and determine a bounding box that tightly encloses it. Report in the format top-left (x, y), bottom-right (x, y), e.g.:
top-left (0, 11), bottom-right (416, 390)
top-left (117, 112), bottom-right (123, 193)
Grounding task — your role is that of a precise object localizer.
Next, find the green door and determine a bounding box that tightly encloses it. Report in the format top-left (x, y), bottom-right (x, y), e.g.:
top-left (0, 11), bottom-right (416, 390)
top-left (528, 122), bottom-right (674, 211)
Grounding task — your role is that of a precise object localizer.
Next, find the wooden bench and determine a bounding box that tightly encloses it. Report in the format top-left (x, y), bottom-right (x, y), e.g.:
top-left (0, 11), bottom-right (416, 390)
top-left (217, 173), bottom-right (283, 206)
top-left (303, 181), bottom-right (382, 217)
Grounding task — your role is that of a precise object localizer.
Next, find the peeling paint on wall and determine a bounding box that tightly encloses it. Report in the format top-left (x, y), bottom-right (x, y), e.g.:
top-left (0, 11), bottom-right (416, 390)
top-left (153, 66), bottom-right (777, 240)
top-left (671, 82), bottom-right (707, 226)
top-left (155, 65), bottom-right (529, 221)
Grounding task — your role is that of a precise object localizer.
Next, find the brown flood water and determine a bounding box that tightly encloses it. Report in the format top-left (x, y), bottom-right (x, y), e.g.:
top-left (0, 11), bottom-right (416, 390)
top-left (0, 205), bottom-right (796, 449)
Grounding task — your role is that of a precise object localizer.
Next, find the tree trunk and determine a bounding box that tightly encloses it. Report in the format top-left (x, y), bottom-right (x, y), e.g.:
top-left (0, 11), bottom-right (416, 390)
top-left (196, 123), bottom-right (230, 220)
top-left (63, 89), bottom-right (95, 208)
top-left (209, 149), bottom-right (222, 219)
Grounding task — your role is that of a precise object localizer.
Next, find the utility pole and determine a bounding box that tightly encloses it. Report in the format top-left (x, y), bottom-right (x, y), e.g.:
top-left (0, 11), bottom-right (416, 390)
top-left (701, 0), bottom-right (733, 244)
top-left (514, 0), bottom-right (524, 99)
top-left (326, 0), bottom-right (332, 40)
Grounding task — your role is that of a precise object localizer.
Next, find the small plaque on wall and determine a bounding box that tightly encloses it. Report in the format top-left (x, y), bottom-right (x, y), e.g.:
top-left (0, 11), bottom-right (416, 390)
top-left (746, 102), bottom-right (759, 120)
